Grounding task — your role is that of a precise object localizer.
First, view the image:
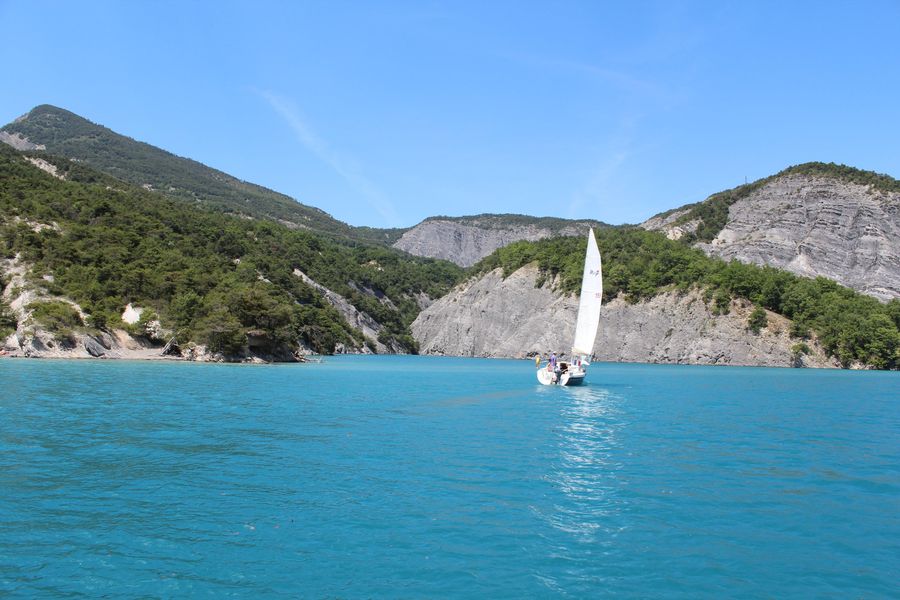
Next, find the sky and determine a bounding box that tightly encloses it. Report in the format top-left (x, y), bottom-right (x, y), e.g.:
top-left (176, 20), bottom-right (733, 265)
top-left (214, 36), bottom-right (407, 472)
top-left (2, 1), bottom-right (899, 228)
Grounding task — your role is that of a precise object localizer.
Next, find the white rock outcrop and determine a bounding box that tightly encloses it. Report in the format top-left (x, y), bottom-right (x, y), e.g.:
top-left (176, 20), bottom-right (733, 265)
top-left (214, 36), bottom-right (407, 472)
top-left (293, 269), bottom-right (401, 354)
top-left (121, 303), bottom-right (144, 325)
top-left (0, 131), bottom-right (46, 151)
top-left (23, 157), bottom-right (64, 179)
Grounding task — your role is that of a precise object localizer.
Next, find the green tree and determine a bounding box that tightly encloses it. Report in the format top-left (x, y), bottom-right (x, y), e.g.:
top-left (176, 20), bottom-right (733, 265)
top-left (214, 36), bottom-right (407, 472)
top-left (0, 299), bottom-right (17, 337)
top-left (196, 308), bottom-right (245, 355)
top-left (748, 306), bottom-right (768, 333)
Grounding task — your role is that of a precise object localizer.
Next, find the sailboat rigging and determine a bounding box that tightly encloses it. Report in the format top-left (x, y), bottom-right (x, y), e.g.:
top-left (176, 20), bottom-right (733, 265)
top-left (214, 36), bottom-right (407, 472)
top-left (537, 228), bottom-right (603, 386)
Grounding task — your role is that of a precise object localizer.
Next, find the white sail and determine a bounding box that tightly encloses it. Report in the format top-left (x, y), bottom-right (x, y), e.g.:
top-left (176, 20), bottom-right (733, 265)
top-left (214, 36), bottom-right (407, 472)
top-left (571, 228), bottom-right (603, 357)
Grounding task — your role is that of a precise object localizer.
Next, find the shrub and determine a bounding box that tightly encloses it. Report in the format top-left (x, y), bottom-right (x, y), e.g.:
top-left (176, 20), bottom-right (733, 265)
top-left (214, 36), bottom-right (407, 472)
top-left (0, 299), bottom-right (17, 337)
top-left (748, 306), bottom-right (768, 333)
top-left (791, 342), bottom-right (811, 356)
top-left (713, 289), bottom-right (731, 315)
top-left (27, 300), bottom-right (83, 332)
top-left (789, 319), bottom-right (810, 339)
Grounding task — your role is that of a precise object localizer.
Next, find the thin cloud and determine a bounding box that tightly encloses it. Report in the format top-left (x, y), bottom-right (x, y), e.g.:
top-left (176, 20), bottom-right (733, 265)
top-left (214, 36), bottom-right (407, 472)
top-left (256, 90), bottom-right (399, 226)
top-left (566, 110), bottom-right (642, 221)
top-left (498, 49), bottom-right (677, 106)
top-left (567, 150), bottom-right (630, 220)
top-left (546, 56), bottom-right (663, 97)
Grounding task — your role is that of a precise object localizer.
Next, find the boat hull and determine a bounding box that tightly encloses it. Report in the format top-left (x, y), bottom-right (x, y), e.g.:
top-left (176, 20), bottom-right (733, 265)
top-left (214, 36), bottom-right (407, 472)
top-left (562, 372), bottom-right (585, 386)
top-left (536, 369), bottom-right (555, 385)
top-left (536, 368), bottom-right (586, 386)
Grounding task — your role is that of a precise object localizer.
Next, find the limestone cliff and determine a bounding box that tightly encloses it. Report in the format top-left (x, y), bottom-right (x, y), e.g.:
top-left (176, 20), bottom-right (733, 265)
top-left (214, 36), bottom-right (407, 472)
top-left (292, 269), bottom-right (402, 354)
top-left (411, 265), bottom-right (835, 368)
top-left (393, 216), bottom-right (602, 267)
top-left (642, 172), bottom-right (900, 300)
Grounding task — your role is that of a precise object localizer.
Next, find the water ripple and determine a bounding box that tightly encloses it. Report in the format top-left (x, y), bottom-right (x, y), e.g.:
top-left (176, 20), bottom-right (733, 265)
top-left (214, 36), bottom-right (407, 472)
top-left (0, 358), bottom-right (897, 598)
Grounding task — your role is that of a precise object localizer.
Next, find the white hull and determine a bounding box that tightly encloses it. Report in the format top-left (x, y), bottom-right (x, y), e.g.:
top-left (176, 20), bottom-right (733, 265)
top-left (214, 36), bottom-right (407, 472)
top-left (537, 369), bottom-right (554, 385)
top-left (536, 367), bottom-right (586, 386)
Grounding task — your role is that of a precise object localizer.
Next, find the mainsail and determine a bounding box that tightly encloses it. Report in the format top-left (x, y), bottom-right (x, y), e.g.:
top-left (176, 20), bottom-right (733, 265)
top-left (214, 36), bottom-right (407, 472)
top-left (571, 228), bottom-right (603, 357)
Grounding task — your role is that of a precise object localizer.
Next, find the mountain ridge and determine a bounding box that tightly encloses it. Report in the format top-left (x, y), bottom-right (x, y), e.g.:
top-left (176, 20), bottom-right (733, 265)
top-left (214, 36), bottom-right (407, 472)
top-left (393, 214), bottom-right (609, 267)
top-left (0, 105), bottom-right (403, 245)
top-left (641, 163), bottom-right (900, 300)
top-left (0, 142), bottom-right (463, 360)
top-left (643, 162), bottom-right (900, 244)
top-left (3, 103), bottom-right (898, 368)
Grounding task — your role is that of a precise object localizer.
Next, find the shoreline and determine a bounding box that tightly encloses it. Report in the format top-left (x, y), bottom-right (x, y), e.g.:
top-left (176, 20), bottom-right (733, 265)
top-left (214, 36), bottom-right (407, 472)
top-left (1, 348), bottom-right (887, 371)
top-left (0, 344), bottom-right (322, 364)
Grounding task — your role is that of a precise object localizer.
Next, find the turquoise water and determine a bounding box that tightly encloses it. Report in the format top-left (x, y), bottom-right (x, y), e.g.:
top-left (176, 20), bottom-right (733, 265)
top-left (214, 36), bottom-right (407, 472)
top-left (1, 356), bottom-right (897, 598)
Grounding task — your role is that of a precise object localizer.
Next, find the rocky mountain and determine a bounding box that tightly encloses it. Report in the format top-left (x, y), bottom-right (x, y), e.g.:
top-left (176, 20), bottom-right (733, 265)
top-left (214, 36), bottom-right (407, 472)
top-left (0, 105), bottom-right (403, 245)
top-left (412, 265), bottom-right (836, 368)
top-left (393, 214), bottom-right (608, 267)
top-left (641, 163), bottom-right (900, 301)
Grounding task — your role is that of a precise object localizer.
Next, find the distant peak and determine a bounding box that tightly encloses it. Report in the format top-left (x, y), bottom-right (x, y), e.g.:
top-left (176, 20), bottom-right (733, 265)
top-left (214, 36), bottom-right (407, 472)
top-left (29, 104), bottom-right (71, 115)
top-left (14, 105), bottom-right (91, 126)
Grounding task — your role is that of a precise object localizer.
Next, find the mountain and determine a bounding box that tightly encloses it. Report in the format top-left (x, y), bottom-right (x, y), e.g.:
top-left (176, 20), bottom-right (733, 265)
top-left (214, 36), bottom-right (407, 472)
top-left (3, 104), bottom-right (898, 368)
top-left (0, 143), bottom-right (462, 360)
top-left (412, 264), bottom-right (837, 368)
top-left (393, 214), bottom-right (609, 267)
top-left (412, 229), bottom-right (900, 369)
top-left (0, 105), bottom-right (404, 244)
top-left (641, 163), bottom-right (900, 301)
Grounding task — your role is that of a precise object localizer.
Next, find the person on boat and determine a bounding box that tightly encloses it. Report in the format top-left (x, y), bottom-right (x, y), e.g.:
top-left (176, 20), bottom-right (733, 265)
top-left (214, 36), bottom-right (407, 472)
top-left (535, 353), bottom-right (541, 369)
top-left (549, 352), bottom-right (561, 383)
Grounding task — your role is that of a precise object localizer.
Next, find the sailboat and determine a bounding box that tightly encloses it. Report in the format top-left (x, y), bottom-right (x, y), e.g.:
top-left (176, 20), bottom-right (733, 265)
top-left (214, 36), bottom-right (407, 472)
top-left (537, 228), bottom-right (603, 386)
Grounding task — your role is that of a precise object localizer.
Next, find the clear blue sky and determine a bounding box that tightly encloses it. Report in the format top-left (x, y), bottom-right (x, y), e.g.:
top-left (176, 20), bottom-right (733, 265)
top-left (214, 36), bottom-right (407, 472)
top-left (2, 1), bottom-right (899, 228)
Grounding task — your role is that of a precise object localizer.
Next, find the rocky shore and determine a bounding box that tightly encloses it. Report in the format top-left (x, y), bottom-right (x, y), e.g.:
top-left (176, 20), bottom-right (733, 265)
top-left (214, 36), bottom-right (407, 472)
top-left (412, 265), bottom-right (837, 368)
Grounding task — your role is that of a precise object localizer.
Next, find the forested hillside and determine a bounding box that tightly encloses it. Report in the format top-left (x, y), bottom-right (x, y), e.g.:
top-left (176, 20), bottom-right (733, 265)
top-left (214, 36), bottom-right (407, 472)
top-left (1, 105), bottom-right (404, 244)
top-left (0, 144), bottom-right (461, 356)
top-left (474, 229), bottom-right (900, 369)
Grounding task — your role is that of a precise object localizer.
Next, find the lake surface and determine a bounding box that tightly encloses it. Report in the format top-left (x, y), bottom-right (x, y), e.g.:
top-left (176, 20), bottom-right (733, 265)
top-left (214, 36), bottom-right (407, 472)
top-left (1, 356), bottom-right (898, 598)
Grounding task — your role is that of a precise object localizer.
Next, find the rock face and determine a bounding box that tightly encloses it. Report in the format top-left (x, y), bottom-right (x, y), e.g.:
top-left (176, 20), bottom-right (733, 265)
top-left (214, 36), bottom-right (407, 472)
top-left (412, 265), bottom-right (836, 368)
top-left (640, 209), bottom-right (699, 241)
top-left (0, 131), bottom-right (45, 151)
top-left (643, 174), bottom-right (900, 300)
top-left (293, 269), bottom-right (402, 354)
top-left (393, 218), bottom-right (599, 267)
